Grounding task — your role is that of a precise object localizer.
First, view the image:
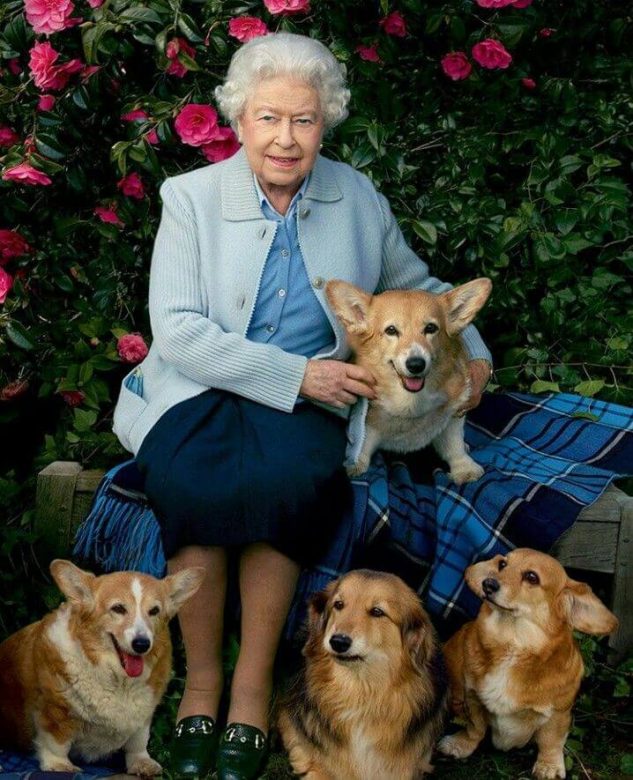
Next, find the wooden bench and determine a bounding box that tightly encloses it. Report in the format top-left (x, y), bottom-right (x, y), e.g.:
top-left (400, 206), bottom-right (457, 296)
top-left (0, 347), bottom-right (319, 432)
top-left (35, 460), bottom-right (633, 658)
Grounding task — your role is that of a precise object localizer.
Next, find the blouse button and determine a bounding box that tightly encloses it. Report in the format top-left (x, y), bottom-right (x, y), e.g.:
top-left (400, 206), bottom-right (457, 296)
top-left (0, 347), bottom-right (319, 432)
top-left (312, 277), bottom-right (324, 289)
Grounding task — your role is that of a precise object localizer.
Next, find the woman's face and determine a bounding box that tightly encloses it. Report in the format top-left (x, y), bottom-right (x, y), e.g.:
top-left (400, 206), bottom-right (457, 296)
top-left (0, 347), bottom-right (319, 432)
top-left (238, 75), bottom-right (324, 205)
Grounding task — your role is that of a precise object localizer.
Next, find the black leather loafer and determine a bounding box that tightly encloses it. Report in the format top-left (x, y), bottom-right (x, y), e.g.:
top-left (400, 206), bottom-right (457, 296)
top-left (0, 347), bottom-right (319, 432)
top-left (169, 715), bottom-right (219, 779)
top-left (216, 722), bottom-right (269, 780)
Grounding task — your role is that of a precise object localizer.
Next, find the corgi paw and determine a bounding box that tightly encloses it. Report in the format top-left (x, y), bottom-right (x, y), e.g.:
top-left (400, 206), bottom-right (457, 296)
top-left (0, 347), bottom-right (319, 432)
top-left (437, 732), bottom-right (478, 759)
top-left (532, 756), bottom-right (566, 779)
top-left (41, 759), bottom-right (82, 773)
top-left (127, 756), bottom-right (163, 776)
top-left (346, 459), bottom-right (370, 478)
top-left (448, 459), bottom-right (484, 485)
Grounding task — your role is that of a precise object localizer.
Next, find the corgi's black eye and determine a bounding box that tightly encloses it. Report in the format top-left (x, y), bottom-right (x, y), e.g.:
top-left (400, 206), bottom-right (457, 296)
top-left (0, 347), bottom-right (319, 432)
top-left (333, 600), bottom-right (344, 611)
top-left (384, 325), bottom-right (399, 336)
top-left (523, 570), bottom-right (540, 585)
top-left (424, 323), bottom-right (439, 335)
top-left (498, 559), bottom-right (507, 571)
top-left (111, 603), bottom-right (127, 615)
top-left (148, 606), bottom-right (160, 616)
top-left (369, 607), bottom-right (385, 617)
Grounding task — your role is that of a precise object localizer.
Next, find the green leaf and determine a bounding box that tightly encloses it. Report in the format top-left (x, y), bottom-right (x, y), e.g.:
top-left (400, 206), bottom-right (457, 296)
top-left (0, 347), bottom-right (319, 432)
top-left (530, 380), bottom-right (560, 394)
top-left (73, 408), bottom-right (97, 432)
top-left (620, 754), bottom-right (633, 775)
top-left (412, 220), bottom-right (438, 246)
top-left (5, 322), bottom-right (36, 351)
top-left (35, 133), bottom-right (67, 161)
top-left (177, 13), bottom-right (203, 42)
top-left (120, 7), bottom-right (163, 25)
top-left (574, 380), bottom-right (605, 397)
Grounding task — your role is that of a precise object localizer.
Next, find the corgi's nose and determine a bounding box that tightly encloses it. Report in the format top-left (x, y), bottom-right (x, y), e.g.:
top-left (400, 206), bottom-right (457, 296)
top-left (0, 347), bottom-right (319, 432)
top-left (329, 633), bottom-right (352, 654)
top-left (482, 578), bottom-right (500, 596)
top-left (405, 357), bottom-right (426, 375)
top-left (131, 636), bottom-right (151, 654)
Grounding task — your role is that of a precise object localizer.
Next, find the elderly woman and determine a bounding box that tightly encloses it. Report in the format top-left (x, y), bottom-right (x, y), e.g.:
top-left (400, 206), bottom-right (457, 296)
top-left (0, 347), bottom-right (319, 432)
top-left (113, 32), bottom-right (491, 780)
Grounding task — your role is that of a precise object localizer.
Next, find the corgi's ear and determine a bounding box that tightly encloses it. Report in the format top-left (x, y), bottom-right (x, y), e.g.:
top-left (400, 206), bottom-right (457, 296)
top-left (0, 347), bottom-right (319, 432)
top-left (325, 280), bottom-right (371, 335)
top-left (402, 603), bottom-right (436, 673)
top-left (50, 559), bottom-right (96, 607)
top-left (163, 566), bottom-right (205, 618)
top-left (441, 278), bottom-right (492, 336)
top-left (560, 579), bottom-right (619, 636)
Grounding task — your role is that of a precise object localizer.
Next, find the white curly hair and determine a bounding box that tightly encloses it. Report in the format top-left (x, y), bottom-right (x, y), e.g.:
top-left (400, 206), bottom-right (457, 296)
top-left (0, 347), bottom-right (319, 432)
top-left (215, 33), bottom-right (350, 130)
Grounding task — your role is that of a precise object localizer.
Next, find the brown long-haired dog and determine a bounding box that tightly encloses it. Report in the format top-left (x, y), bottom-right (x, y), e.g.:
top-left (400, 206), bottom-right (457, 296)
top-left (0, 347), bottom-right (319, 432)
top-left (278, 570), bottom-right (447, 780)
top-left (438, 549), bottom-right (618, 780)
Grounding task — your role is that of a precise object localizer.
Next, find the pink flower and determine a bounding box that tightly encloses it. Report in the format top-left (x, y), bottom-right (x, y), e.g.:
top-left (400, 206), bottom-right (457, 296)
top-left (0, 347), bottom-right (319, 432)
top-left (175, 104), bottom-right (220, 147)
top-left (165, 37), bottom-right (196, 78)
top-left (117, 172), bottom-right (145, 200)
top-left (117, 333), bottom-right (149, 363)
top-left (512, 0), bottom-right (533, 6)
top-left (24, 0), bottom-right (76, 35)
top-left (122, 109), bottom-right (159, 144)
top-left (81, 64), bottom-right (100, 82)
top-left (379, 11), bottom-right (407, 37)
top-left (472, 39), bottom-right (512, 69)
top-left (0, 267), bottom-right (14, 304)
top-left (87, 0), bottom-right (103, 7)
top-left (0, 379), bottom-right (29, 401)
top-left (37, 94), bottom-right (56, 111)
top-left (356, 44), bottom-right (381, 63)
top-left (2, 162), bottom-right (52, 186)
top-left (29, 42), bottom-right (83, 91)
top-left (8, 59), bottom-right (22, 75)
top-left (0, 126), bottom-right (20, 147)
top-left (263, 0), bottom-right (310, 14)
top-left (441, 52), bottom-right (472, 81)
top-left (60, 389), bottom-right (85, 406)
top-left (475, 0), bottom-right (515, 7)
top-left (521, 77), bottom-right (537, 89)
top-left (201, 127), bottom-right (241, 163)
top-left (539, 28), bottom-right (555, 38)
top-left (228, 16), bottom-right (269, 42)
top-left (0, 229), bottom-right (31, 264)
top-left (94, 205), bottom-right (124, 227)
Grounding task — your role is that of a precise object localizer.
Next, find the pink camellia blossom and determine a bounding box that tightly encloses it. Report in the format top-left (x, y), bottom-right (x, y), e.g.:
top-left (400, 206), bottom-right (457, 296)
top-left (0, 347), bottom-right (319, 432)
top-left (0, 229), bottom-right (31, 264)
top-left (121, 109), bottom-right (159, 145)
top-left (8, 59), bottom-right (22, 75)
top-left (0, 378), bottom-right (29, 402)
top-left (228, 16), bottom-right (269, 42)
top-left (94, 205), bottom-right (124, 227)
top-left (201, 126), bottom-right (241, 163)
top-left (29, 41), bottom-right (83, 91)
top-left (81, 65), bottom-right (101, 82)
top-left (37, 94), bottom-right (56, 111)
top-left (521, 77), bottom-right (537, 89)
top-left (175, 104), bottom-right (220, 147)
top-left (60, 389), bottom-right (85, 406)
top-left (117, 172), bottom-right (145, 200)
top-left (263, 0), bottom-right (310, 14)
top-left (2, 162), bottom-right (52, 186)
top-left (475, 0), bottom-right (514, 7)
top-left (24, 0), bottom-right (76, 35)
top-left (472, 39), bottom-right (512, 69)
top-left (356, 44), bottom-right (381, 63)
top-left (165, 37), bottom-right (196, 78)
top-left (441, 52), bottom-right (472, 81)
top-left (512, 0), bottom-right (533, 6)
top-left (379, 11), bottom-right (407, 37)
top-left (0, 267), bottom-right (14, 304)
top-left (117, 333), bottom-right (149, 363)
top-left (87, 0), bottom-right (104, 7)
top-left (0, 126), bottom-right (20, 147)
top-left (539, 28), bottom-right (555, 38)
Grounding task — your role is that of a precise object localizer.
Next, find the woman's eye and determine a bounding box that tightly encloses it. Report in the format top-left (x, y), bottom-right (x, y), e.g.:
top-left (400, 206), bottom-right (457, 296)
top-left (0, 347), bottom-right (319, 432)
top-left (384, 325), bottom-right (399, 336)
top-left (333, 600), bottom-right (344, 611)
top-left (424, 323), bottom-right (439, 335)
top-left (111, 603), bottom-right (127, 615)
top-left (369, 607), bottom-right (385, 617)
top-left (498, 559), bottom-right (507, 571)
top-left (295, 118), bottom-right (312, 125)
top-left (523, 570), bottom-right (540, 585)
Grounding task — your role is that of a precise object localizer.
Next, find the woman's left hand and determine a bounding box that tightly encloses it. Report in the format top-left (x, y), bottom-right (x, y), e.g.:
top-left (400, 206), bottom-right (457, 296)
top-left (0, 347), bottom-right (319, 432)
top-left (455, 359), bottom-right (492, 417)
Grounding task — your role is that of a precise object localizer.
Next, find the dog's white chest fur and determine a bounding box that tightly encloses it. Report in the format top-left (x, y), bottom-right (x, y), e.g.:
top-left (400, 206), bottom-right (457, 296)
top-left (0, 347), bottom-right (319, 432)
top-left (478, 659), bottom-right (517, 715)
top-left (47, 607), bottom-right (158, 760)
top-left (369, 387), bottom-right (455, 452)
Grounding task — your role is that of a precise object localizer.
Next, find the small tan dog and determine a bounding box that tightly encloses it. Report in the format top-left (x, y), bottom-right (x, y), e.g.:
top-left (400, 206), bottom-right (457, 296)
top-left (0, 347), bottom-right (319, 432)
top-left (0, 559), bottom-right (204, 775)
top-left (278, 569), bottom-right (447, 780)
top-left (438, 549), bottom-right (618, 779)
top-left (326, 278), bottom-right (492, 480)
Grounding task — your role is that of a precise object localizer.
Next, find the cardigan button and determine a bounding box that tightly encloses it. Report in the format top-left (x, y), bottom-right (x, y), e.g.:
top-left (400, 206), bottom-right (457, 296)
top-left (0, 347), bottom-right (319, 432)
top-left (312, 276), bottom-right (324, 289)
top-left (299, 207), bottom-right (311, 218)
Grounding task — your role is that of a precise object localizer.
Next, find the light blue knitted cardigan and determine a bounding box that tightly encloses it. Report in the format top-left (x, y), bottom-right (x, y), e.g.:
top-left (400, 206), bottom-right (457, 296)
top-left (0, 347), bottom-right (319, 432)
top-left (113, 148), bottom-right (491, 463)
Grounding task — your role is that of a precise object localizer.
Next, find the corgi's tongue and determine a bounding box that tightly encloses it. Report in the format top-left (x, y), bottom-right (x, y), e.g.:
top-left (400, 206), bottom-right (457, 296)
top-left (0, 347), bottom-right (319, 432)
top-left (120, 651), bottom-right (144, 677)
top-left (402, 376), bottom-right (425, 393)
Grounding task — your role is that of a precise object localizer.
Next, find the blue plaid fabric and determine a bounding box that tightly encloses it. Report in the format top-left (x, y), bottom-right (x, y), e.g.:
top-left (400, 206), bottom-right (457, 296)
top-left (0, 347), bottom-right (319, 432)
top-left (0, 748), bottom-right (123, 777)
top-left (288, 391), bottom-right (633, 636)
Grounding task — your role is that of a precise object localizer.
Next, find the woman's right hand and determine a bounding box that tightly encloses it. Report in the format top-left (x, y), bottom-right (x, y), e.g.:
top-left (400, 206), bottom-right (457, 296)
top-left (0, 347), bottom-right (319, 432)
top-left (299, 359), bottom-right (376, 408)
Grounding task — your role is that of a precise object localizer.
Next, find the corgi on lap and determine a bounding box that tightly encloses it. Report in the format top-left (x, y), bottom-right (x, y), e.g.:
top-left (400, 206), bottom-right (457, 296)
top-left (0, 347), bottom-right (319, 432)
top-left (0, 560), bottom-right (203, 775)
top-left (326, 278), bottom-right (492, 480)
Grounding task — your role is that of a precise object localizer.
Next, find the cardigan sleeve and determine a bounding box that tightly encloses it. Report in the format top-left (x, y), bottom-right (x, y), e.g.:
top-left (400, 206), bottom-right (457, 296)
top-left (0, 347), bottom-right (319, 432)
top-left (148, 180), bottom-right (308, 412)
top-left (375, 192), bottom-right (492, 364)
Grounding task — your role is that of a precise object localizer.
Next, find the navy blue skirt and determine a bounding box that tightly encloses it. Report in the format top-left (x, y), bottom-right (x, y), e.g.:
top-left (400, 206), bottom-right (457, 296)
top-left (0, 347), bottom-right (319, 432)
top-left (136, 390), bottom-right (351, 565)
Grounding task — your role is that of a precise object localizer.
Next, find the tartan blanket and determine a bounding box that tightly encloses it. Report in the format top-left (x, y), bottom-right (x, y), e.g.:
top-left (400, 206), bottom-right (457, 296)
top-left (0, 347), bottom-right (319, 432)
top-left (288, 391), bottom-right (633, 637)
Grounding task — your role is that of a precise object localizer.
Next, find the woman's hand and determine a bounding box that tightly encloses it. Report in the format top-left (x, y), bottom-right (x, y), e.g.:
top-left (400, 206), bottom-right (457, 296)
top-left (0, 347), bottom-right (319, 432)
top-left (300, 359), bottom-right (376, 408)
top-left (455, 359), bottom-right (492, 417)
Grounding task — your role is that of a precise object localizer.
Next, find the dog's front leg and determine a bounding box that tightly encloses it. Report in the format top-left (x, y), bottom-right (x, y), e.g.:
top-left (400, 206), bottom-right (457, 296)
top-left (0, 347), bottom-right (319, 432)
top-left (432, 417), bottom-right (484, 485)
top-left (346, 425), bottom-right (381, 478)
top-left (124, 722), bottom-right (162, 777)
top-left (437, 691), bottom-right (488, 759)
top-left (34, 726), bottom-right (81, 773)
top-left (532, 710), bottom-right (571, 780)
